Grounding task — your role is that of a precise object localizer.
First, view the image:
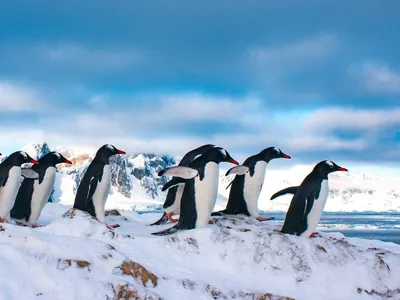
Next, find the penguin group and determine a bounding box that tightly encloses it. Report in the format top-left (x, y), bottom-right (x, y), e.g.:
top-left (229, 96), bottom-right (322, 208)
top-left (0, 143), bottom-right (347, 239)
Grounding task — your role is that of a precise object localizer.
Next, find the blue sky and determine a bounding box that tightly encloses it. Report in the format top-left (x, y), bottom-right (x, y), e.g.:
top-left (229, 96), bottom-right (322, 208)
top-left (0, 1), bottom-right (399, 168)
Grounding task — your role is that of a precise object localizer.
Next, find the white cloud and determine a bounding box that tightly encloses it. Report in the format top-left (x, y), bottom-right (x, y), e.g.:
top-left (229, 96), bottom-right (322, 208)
top-left (349, 62), bottom-right (400, 95)
top-left (303, 107), bottom-right (400, 131)
top-left (0, 90), bottom-right (396, 162)
top-left (247, 33), bottom-right (338, 71)
top-left (0, 82), bottom-right (43, 112)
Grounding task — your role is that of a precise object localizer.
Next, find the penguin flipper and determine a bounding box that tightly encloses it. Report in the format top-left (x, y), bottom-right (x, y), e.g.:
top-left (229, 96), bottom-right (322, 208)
top-left (225, 179), bottom-right (234, 190)
top-left (303, 191), bottom-right (316, 218)
top-left (225, 165), bottom-right (249, 176)
top-left (162, 177), bottom-right (186, 192)
top-left (270, 186), bottom-right (300, 200)
top-left (85, 175), bottom-right (101, 203)
top-left (158, 166), bottom-right (198, 179)
top-left (148, 213), bottom-right (169, 226)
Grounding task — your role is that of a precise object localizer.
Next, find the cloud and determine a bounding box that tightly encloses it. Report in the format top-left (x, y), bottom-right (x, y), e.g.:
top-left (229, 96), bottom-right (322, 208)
top-left (349, 62), bottom-right (400, 95)
top-left (246, 33), bottom-right (338, 72)
top-left (0, 82), bottom-right (43, 112)
top-left (0, 87), bottom-right (397, 164)
top-left (303, 107), bottom-right (400, 131)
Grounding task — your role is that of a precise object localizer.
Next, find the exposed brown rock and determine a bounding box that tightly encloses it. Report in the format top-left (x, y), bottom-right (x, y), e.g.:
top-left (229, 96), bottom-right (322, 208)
top-left (119, 260), bottom-right (158, 287)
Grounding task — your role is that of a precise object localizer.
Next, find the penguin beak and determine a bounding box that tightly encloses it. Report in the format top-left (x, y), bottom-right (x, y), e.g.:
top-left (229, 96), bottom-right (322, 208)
top-left (64, 159), bottom-right (73, 165)
top-left (281, 153), bottom-right (291, 159)
top-left (30, 159), bottom-right (39, 165)
top-left (337, 166), bottom-right (348, 172)
top-left (116, 149), bottom-right (126, 155)
top-left (229, 158), bottom-right (239, 165)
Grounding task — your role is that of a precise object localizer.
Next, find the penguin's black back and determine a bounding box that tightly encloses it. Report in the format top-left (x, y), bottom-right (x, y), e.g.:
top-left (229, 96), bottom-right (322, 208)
top-left (280, 173), bottom-right (322, 235)
top-left (214, 155), bottom-right (260, 216)
top-left (10, 162), bottom-right (50, 221)
top-left (73, 162), bottom-right (105, 217)
top-left (152, 179), bottom-right (197, 235)
top-left (10, 178), bottom-right (35, 221)
top-left (163, 144), bottom-right (214, 210)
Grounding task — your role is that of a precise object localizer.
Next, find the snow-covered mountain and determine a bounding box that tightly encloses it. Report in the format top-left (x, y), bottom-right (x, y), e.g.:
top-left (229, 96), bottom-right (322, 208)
top-left (18, 143), bottom-right (400, 212)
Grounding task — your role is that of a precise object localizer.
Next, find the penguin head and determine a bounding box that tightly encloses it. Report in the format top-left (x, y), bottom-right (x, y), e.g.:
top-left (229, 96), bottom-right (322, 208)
top-left (3, 151), bottom-right (39, 166)
top-left (205, 147), bottom-right (239, 165)
top-left (94, 144), bottom-right (126, 163)
top-left (259, 147), bottom-right (291, 162)
top-left (39, 152), bottom-right (73, 167)
top-left (179, 144), bottom-right (215, 166)
top-left (315, 160), bottom-right (348, 177)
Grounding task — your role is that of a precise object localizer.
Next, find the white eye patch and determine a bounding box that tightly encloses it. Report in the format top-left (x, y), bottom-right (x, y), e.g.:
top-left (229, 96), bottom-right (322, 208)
top-left (20, 152), bottom-right (28, 159)
top-left (106, 144), bottom-right (114, 150)
top-left (326, 160), bottom-right (334, 168)
top-left (219, 148), bottom-right (227, 157)
top-left (274, 147), bottom-right (281, 154)
top-left (55, 153), bottom-right (61, 159)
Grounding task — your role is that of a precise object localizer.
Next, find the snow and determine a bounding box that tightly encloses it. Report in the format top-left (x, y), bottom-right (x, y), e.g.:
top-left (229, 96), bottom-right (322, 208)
top-left (129, 154), bottom-right (147, 169)
top-left (0, 203), bottom-right (399, 300)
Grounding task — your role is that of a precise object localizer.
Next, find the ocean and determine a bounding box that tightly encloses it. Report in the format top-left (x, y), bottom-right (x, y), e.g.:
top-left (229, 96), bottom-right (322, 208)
top-left (261, 212), bottom-right (400, 245)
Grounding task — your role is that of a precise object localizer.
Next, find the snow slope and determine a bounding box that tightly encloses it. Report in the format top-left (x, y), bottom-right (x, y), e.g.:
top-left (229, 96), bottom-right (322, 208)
top-left (0, 203), bottom-right (399, 300)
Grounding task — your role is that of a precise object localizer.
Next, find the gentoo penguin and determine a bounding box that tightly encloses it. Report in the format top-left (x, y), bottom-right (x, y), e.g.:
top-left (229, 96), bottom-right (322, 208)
top-left (212, 147), bottom-right (291, 221)
top-left (73, 144), bottom-right (126, 228)
top-left (150, 144), bottom-right (215, 226)
top-left (0, 151), bottom-right (39, 221)
top-left (11, 152), bottom-right (72, 227)
top-left (270, 160), bottom-right (347, 237)
top-left (152, 147), bottom-right (239, 236)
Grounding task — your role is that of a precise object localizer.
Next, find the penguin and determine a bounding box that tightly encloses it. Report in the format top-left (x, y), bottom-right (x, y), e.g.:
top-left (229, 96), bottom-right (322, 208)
top-left (270, 160), bottom-right (347, 237)
top-left (150, 144), bottom-right (215, 226)
top-left (73, 144), bottom-right (126, 228)
top-left (0, 151), bottom-right (39, 221)
top-left (212, 147), bottom-right (291, 221)
top-left (152, 146), bottom-right (239, 236)
top-left (11, 151), bottom-right (72, 227)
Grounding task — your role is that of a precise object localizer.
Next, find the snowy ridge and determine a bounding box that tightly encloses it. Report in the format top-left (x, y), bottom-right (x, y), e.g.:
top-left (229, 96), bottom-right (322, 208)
top-left (0, 204), bottom-right (399, 299)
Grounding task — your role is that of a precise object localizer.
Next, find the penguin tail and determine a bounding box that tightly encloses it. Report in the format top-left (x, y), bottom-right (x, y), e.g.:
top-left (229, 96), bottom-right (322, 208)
top-left (151, 224), bottom-right (181, 236)
top-left (148, 213), bottom-right (169, 226)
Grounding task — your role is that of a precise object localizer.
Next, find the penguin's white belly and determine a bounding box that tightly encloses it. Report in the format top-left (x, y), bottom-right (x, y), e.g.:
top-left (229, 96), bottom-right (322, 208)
top-left (0, 167), bottom-right (22, 220)
top-left (194, 162), bottom-right (219, 228)
top-left (164, 184), bottom-right (184, 214)
top-left (301, 180), bottom-right (329, 237)
top-left (243, 161), bottom-right (267, 218)
top-left (92, 165), bottom-right (111, 222)
top-left (28, 167), bottom-right (56, 225)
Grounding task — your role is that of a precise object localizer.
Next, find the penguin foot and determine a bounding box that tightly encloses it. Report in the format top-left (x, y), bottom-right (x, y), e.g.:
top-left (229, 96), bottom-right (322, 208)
top-left (256, 216), bottom-right (275, 222)
top-left (0, 217), bottom-right (9, 223)
top-left (167, 213), bottom-right (179, 223)
top-left (107, 224), bottom-right (120, 229)
top-left (15, 221), bottom-right (27, 227)
top-left (309, 232), bottom-right (319, 238)
top-left (32, 224), bottom-right (43, 228)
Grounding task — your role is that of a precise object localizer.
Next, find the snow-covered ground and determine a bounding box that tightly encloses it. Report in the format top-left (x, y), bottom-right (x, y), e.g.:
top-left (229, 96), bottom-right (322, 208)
top-left (1, 144), bottom-right (400, 299)
top-left (0, 203), bottom-right (399, 300)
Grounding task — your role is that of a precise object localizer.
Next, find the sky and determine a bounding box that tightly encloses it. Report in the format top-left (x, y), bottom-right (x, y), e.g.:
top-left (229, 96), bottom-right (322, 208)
top-left (0, 1), bottom-right (399, 171)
